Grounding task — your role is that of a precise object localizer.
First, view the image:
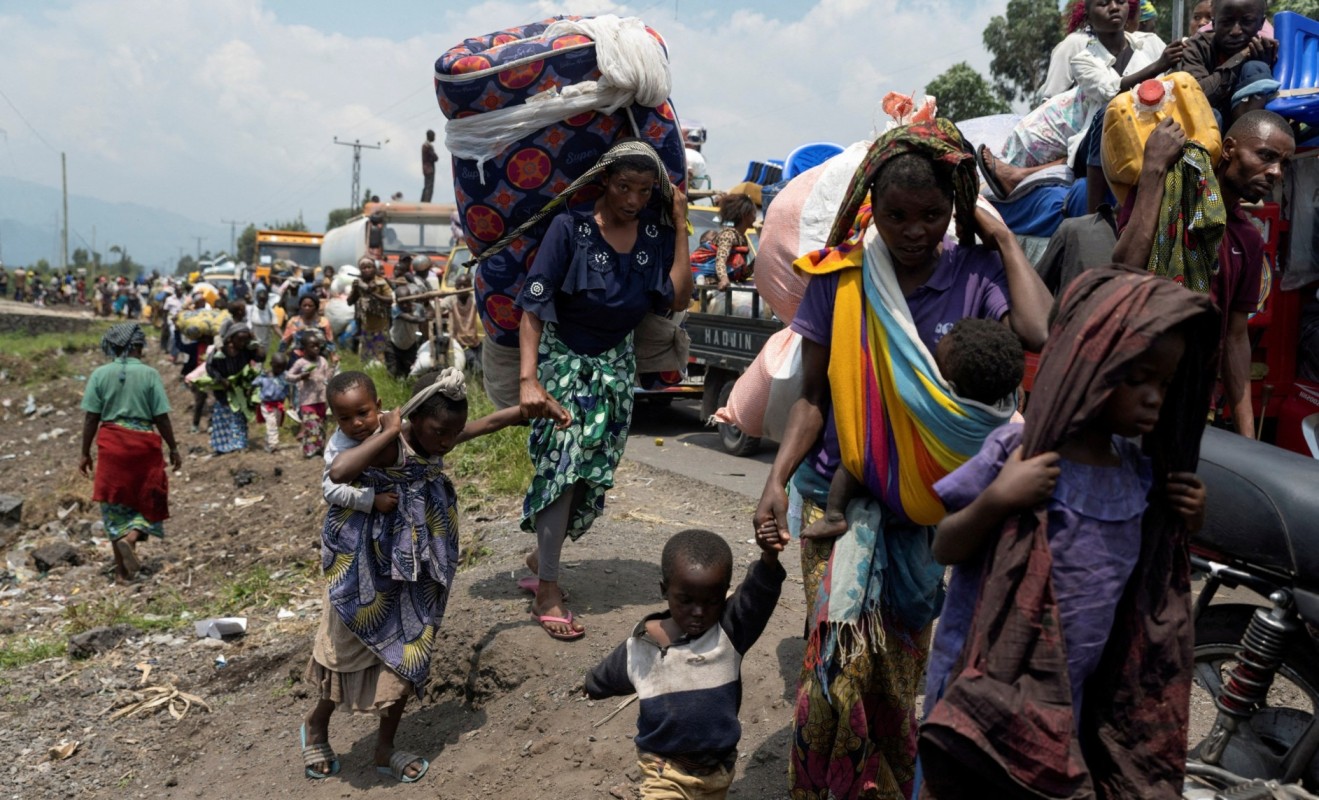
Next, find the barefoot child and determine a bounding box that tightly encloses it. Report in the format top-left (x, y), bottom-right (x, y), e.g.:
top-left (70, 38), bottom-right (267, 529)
top-left (300, 367), bottom-right (522, 783)
top-left (287, 333), bottom-right (333, 458)
top-left (804, 317), bottom-right (1025, 540)
top-left (918, 268), bottom-right (1219, 797)
top-left (585, 527), bottom-right (787, 799)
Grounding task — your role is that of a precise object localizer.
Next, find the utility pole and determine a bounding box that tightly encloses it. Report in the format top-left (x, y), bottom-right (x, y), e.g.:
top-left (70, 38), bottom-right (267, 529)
top-left (61, 152), bottom-right (69, 272)
top-left (333, 137), bottom-right (383, 209)
top-left (194, 236), bottom-right (206, 261)
top-left (221, 218), bottom-right (245, 258)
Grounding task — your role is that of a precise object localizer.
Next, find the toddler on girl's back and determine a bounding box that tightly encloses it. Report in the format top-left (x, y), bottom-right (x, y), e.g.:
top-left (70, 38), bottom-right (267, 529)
top-left (299, 367), bottom-right (523, 784)
top-left (287, 334), bottom-right (333, 458)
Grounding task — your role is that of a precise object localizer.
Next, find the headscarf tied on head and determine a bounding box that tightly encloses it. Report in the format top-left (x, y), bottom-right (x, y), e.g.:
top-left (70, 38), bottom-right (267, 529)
top-left (400, 367), bottom-right (467, 419)
top-left (101, 322), bottom-right (148, 383)
top-left (101, 323), bottom-right (146, 360)
top-left (469, 139), bottom-right (676, 267)
top-left (827, 118), bottom-right (979, 249)
top-left (920, 267), bottom-right (1220, 800)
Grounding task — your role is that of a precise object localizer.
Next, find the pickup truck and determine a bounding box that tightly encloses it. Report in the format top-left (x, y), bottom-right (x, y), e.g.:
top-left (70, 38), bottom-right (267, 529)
top-left (686, 284), bottom-right (784, 455)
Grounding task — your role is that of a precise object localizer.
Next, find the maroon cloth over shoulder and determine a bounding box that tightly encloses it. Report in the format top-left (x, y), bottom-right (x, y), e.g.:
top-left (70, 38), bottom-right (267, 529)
top-left (919, 267), bottom-right (1219, 799)
top-left (92, 424), bottom-right (169, 523)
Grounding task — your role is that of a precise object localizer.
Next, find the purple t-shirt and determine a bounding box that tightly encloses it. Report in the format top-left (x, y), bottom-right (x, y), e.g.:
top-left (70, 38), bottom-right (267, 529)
top-left (790, 239), bottom-right (1012, 482)
top-left (924, 423), bottom-right (1152, 722)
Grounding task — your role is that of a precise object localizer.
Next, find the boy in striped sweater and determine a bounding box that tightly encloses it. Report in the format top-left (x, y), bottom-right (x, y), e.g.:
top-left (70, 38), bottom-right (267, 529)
top-left (585, 527), bottom-right (786, 799)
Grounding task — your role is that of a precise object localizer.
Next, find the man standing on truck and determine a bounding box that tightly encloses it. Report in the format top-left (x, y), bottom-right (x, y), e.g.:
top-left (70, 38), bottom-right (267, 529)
top-left (421, 129), bottom-right (439, 203)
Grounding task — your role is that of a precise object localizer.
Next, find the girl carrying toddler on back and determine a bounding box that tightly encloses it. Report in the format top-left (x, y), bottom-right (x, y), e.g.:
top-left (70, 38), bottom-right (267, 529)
top-left (298, 367), bottom-right (522, 784)
top-left (918, 267), bottom-right (1219, 798)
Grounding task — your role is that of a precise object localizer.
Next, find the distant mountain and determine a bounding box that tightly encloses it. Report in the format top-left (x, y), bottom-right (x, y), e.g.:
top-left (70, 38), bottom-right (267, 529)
top-left (0, 176), bottom-right (229, 273)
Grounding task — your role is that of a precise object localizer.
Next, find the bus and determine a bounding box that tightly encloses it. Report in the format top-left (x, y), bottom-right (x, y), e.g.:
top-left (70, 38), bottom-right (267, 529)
top-left (254, 230), bottom-right (323, 282)
top-left (319, 202), bottom-right (455, 279)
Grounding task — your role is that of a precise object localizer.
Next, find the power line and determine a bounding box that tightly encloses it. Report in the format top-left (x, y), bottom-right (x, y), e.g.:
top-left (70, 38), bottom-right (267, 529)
top-left (333, 138), bottom-right (384, 210)
top-left (0, 84), bottom-right (58, 155)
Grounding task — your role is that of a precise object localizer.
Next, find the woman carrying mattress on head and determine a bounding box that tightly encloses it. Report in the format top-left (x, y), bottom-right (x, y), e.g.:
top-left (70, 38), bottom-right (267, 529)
top-left (511, 139), bottom-right (693, 641)
top-left (753, 119), bottom-right (1051, 800)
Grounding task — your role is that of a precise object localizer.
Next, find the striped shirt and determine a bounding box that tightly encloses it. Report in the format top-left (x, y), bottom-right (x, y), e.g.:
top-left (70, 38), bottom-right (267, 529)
top-left (585, 558), bottom-right (785, 761)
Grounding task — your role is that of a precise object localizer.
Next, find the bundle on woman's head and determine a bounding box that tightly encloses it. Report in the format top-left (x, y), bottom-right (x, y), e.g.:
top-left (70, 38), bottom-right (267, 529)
top-left (400, 367), bottom-right (467, 419)
top-left (828, 118), bottom-right (979, 249)
top-left (471, 138), bottom-right (675, 267)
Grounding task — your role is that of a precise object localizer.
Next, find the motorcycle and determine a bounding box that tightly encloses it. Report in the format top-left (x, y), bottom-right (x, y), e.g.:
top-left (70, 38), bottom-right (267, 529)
top-left (1187, 427), bottom-right (1319, 797)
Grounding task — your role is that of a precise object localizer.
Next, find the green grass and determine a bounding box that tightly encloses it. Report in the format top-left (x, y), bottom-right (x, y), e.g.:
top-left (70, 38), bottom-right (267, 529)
top-left (0, 325), bottom-right (112, 359)
top-left (0, 323), bottom-right (115, 384)
top-left (0, 637), bottom-right (64, 669)
top-left (336, 354), bottom-right (533, 503)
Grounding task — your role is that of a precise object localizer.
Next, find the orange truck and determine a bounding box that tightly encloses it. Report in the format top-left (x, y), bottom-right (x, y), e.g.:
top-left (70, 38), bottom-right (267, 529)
top-left (254, 230), bottom-right (323, 283)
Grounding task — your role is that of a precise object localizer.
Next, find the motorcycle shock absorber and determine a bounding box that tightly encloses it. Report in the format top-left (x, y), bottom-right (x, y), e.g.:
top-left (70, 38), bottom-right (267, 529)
top-left (1200, 591), bottom-right (1301, 766)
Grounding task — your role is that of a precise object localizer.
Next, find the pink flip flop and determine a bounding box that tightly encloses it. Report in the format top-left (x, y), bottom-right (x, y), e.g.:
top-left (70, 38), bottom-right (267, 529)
top-left (516, 576), bottom-right (569, 602)
top-left (530, 609), bottom-right (585, 641)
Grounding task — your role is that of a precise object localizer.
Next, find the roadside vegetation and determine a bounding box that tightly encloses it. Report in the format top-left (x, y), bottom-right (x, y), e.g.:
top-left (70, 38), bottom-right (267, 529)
top-left (0, 323), bottom-right (112, 385)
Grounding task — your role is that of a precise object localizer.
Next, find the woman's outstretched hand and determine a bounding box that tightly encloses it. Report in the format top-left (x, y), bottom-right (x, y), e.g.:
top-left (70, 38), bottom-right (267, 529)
top-left (520, 378), bottom-right (572, 429)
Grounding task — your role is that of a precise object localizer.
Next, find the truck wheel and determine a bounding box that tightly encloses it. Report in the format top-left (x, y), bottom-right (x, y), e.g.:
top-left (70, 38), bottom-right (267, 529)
top-left (716, 379), bottom-right (761, 457)
top-left (701, 368), bottom-right (731, 422)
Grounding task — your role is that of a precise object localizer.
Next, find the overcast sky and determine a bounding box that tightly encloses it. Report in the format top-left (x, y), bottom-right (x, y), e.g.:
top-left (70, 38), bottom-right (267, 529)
top-left (0, 0), bottom-right (1010, 236)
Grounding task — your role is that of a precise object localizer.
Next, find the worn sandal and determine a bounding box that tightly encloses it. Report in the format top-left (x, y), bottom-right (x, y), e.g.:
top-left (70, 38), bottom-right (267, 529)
top-left (377, 750), bottom-right (429, 783)
top-left (530, 609), bottom-right (586, 641)
top-left (299, 723), bottom-right (340, 779)
top-left (976, 144), bottom-right (1010, 200)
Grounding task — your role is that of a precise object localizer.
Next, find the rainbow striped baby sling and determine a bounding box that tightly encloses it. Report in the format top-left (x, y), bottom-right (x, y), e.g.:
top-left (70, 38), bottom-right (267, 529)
top-left (795, 209), bottom-right (1013, 526)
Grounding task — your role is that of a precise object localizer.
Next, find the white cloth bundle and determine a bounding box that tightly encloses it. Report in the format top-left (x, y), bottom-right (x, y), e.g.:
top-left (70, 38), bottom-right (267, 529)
top-left (444, 15), bottom-right (671, 178)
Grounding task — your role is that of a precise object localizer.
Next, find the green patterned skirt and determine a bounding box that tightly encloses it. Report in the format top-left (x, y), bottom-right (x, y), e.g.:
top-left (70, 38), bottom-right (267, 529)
top-left (520, 325), bottom-right (635, 541)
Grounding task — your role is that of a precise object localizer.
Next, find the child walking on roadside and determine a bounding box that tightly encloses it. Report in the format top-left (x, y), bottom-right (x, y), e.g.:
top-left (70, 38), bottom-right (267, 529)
top-left (585, 527), bottom-right (787, 799)
top-left (299, 367), bottom-right (522, 783)
top-left (918, 268), bottom-right (1220, 798)
top-left (288, 334), bottom-right (333, 458)
top-left (253, 352), bottom-right (291, 453)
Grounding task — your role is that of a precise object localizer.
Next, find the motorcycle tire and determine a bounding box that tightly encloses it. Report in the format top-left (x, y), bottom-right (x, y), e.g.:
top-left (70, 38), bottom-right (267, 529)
top-left (1191, 603), bottom-right (1319, 789)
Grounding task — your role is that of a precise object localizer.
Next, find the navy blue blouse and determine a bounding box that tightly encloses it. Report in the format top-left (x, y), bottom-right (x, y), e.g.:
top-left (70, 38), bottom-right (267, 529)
top-left (516, 205), bottom-right (675, 356)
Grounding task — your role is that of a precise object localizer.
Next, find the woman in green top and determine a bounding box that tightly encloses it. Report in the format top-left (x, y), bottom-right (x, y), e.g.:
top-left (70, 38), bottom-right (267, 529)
top-left (79, 324), bottom-right (183, 582)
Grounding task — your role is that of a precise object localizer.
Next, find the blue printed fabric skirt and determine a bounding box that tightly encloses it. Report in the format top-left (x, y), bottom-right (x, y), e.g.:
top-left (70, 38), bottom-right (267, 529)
top-left (321, 452), bottom-right (459, 691)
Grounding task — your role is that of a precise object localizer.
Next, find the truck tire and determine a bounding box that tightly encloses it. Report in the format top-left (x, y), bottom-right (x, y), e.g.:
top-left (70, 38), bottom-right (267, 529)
top-left (716, 379), bottom-right (761, 457)
top-left (701, 367), bottom-right (732, 422)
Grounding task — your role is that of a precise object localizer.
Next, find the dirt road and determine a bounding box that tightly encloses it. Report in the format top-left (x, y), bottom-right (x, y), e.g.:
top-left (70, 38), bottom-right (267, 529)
top-left (0, 337), bottom-right (807, 800)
